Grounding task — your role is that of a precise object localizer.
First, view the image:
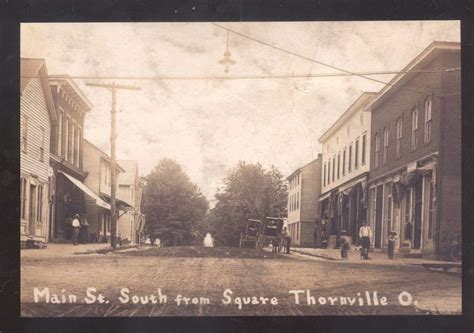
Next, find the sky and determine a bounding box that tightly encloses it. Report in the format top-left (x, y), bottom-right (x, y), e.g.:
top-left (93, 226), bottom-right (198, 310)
top-left (20, 21), bottom-right (460, 201)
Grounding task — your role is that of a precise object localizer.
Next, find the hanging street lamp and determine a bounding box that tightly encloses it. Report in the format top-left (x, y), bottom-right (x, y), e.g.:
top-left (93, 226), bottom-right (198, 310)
top-left (218, 30), bottom-right (236, 73)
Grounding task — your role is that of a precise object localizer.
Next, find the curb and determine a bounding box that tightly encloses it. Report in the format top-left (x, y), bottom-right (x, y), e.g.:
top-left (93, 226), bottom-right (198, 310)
top-left (291, 248), bottom-right (340, 261)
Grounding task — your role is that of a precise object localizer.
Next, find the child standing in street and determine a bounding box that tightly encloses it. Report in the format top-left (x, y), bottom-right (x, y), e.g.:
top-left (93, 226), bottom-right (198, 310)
top-left (387, 232), bottom-right (398, 259)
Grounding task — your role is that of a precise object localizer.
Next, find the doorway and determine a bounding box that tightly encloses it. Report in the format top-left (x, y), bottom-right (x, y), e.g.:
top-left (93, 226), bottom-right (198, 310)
top-left (413, 181), bottom-right (423, 249)
top-left (374, 184), bottom-right (383, 249)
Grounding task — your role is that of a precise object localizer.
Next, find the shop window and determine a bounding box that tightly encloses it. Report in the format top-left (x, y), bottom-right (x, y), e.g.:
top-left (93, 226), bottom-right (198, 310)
top-left (426, 177), bottom-right (435, 240)
top-left (20, 177), bottom-right (27, 219)
top-left (37, 184), bottom-right (43, 223)
top-left (404, 189), bottom-right (413, 241)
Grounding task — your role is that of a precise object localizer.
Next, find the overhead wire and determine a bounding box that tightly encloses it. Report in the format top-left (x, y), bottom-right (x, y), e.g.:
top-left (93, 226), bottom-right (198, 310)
top-left (211, 23), bottom-right (453, 97)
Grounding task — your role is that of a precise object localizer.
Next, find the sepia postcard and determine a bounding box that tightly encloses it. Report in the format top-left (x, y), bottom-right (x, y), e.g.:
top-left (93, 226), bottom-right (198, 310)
top-left (19, 21), bottom-right (461, 317)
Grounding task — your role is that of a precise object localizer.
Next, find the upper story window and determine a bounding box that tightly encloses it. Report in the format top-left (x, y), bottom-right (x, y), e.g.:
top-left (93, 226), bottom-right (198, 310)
top-left (396, 117), bottom-right (403, 158)
top-left (348, 144), bottom-right (352, 173)
top-left (58, 108), bottom-right (63, 156)
top-left (65, 117), bottom-right (70, 161)
top-left (374, 133), bottom-right (380, 168)
top-left (342, 148), bottom-right (346, 176)
top-left (327, 160), bottom-right (331, 185)
top-left (424, 97), bottom-right (432, 143)
top-left (332, 156), bottom-right (336, 182)
top-left (362, 134), bottom-right (367, 165)
top-left (76, 127), bottom-right (82, 168)
top-left (355, 138), bottom-right (359, 169)
top-left (71, 123), bottom-right (76, 166)
top-left (383, 127), bottom-right (389, 164)
top-left (411, 107), bottom-right (419, 150)
top-left (337, 153), bottom-right (341, 180)
top-left (323, 162), bottom-right (327, 187)
top-left (21, 115), bottom-right (28, 153)
top-left (39, 127), bottom-right (45, 162)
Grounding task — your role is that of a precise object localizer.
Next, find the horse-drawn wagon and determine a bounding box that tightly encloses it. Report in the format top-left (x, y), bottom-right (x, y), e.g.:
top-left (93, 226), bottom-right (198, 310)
top-left (240, 217), bottom-right (286, 251)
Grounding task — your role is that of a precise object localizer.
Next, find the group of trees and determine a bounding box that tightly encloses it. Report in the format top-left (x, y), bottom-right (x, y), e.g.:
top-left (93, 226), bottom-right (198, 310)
top-left (142, 159), bottom-right (288, 247)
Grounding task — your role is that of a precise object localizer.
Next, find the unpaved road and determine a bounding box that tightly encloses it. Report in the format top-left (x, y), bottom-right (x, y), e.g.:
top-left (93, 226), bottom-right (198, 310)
top-left (21, 250), bottom-right (461, 317)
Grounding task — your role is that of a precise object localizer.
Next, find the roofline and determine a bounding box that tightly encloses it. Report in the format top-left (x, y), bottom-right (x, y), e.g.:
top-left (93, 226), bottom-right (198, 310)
top-left (286, 154), bottom-right (322, 180)
top-left (364, 41), bottom-right (460, 113)
top-left (21, 58), bottom-right (58, 125)
top-left (318, 92), bottom-right (377, 143)
top-left (49, 75), bottom-right (93, 110)
top-left (83, 138), bottom-right (125, 172)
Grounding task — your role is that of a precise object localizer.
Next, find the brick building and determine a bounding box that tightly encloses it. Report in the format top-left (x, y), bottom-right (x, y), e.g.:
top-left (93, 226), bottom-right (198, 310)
top-left (48, 75), bottom-right (93, 242)
top-left (318, 92), bottom-right (376, 247)
top-left (286, 155), bottom-right (322, 246)
top-left (365, 41), bottom-right (460, 259)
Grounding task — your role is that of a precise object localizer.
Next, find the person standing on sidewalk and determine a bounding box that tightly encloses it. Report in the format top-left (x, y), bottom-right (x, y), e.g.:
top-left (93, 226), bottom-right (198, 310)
top-left (386, 232), bottom-right (398, 259)
top-left (359, 221), bottom-right (372, 260)
top-left (339, 230), bottom-right (350, 260)
top-left (71, 214), bottom-right (81, 246)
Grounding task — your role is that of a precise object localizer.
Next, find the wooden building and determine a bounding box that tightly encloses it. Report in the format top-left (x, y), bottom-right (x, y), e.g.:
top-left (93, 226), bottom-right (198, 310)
top-left (318, 92), bottom-right (376, 248)
top-left (117, 160), bottom-right (146, 244)
top-left (366, 41), bottom-right (460, 259)
top-left (20, 58), bottom-right (57, 247)
top-left (286, 155), bottom-right (322, 246)
top-left (82, 139), bottom-right (130, 242)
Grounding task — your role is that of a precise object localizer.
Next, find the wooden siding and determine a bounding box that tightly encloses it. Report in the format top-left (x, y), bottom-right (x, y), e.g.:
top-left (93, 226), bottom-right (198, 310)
top-left (82, 140), bottom-right (102, 194)
top-left (20, 78), bottom-right (51, 241)
top-left (21, 78), bottom-right (51, 182)
top-left (300, 158), bottom-right (322, 223)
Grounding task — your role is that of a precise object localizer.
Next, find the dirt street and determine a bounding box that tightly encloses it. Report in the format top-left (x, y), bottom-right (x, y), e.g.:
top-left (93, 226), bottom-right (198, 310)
top-left (21, 247), bottom-right (461, 317)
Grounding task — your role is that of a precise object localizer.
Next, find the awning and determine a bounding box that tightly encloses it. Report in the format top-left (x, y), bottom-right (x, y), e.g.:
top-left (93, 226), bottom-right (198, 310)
top-left (59, 171), bottom-right (111, 210)
top-left (101, 193), bottom-right (134, 210)
top-left (338, 175), bottom-right (367, 193)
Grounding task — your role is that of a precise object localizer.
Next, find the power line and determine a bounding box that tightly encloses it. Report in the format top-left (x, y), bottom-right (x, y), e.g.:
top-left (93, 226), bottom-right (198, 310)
top-left (20, 68), bottom-right (460, 81)
top-left (212, 23), bottom-right (437, 96)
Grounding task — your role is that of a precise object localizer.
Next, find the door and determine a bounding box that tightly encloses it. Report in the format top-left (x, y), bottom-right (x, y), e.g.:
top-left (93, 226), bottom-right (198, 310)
top-left (413, 181), bottom-right (423, 249)
top-left (29, 184), bottom-right (37, 236)
top-left (374, 185), bottom-right (383, 249)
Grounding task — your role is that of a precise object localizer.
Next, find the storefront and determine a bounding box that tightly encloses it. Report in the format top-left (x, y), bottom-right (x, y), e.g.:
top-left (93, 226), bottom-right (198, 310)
top-left (368, 157), bottom-right (437, 256)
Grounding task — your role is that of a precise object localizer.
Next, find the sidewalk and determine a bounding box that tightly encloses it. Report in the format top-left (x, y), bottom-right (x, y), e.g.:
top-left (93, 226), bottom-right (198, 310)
top-left (21, 243), bottom-right (112, 258)
top-left (290, 247), bottom-right (460, 269)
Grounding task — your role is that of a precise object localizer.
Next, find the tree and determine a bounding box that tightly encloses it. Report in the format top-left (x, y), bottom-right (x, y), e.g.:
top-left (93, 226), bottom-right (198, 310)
top-left (142, 159), bottom-right (208, 246)
top-left (208, 162), bottom-right (288, 247)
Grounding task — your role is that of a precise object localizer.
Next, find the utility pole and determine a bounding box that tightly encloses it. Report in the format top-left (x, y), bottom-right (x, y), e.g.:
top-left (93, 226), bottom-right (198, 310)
top-left (85, 82), bottom-right (140, 248)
